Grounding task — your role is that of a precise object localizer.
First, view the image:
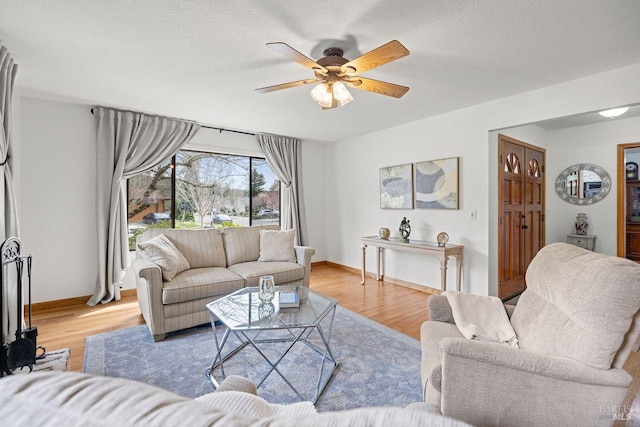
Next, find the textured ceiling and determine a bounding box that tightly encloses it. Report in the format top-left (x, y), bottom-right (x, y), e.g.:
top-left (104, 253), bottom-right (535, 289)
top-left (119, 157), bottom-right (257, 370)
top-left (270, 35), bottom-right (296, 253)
top-left (1, 0), bottom-right (640, 142)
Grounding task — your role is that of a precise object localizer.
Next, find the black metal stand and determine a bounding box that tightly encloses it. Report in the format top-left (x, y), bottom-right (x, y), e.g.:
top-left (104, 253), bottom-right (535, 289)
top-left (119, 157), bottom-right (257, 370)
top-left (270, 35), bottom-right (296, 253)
top-left (0, 237), bottom-right (39, 377)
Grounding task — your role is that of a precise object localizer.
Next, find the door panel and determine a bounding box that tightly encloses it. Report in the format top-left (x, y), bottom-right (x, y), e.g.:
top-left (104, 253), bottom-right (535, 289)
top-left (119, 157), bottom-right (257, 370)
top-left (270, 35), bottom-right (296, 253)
top-left (498, 135), bottom-right (546, 299)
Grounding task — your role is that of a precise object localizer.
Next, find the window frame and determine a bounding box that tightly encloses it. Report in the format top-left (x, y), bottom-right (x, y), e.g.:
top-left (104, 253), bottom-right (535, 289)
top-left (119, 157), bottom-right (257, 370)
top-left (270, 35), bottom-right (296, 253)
top-left (127, 149), bottom-right (281, 239)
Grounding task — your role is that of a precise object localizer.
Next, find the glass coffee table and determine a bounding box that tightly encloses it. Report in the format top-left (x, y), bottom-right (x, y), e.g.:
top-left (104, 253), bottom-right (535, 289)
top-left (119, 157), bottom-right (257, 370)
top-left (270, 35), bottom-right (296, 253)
top-left (206, 286), bottom-right (339, 403)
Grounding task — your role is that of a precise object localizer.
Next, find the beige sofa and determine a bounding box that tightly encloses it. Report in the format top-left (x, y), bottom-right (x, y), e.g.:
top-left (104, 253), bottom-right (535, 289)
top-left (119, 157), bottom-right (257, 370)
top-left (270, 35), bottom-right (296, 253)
top-left (132, 226), bottom-right (315, 341)
top-left (0, 371), bottom-right (471, 427)
top-left (421, 243), bottom-right (640, 427)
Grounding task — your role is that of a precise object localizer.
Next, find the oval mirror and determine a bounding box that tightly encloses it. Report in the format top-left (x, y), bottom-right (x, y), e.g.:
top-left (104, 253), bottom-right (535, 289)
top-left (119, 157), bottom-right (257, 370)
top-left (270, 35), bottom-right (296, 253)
top-left (555, 163), bottom-right (611, 204)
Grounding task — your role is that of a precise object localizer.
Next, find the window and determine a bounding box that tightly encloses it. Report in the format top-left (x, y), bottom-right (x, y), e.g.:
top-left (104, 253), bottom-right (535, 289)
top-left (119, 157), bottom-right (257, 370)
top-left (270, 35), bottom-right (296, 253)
top-left (127, 150), bottom-right (280, 249)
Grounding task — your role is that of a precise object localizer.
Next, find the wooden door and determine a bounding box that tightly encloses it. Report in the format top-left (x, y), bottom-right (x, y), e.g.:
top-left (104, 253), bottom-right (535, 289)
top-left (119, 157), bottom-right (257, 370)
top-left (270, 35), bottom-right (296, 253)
top-left (498, 135), bottom-right (546, 299)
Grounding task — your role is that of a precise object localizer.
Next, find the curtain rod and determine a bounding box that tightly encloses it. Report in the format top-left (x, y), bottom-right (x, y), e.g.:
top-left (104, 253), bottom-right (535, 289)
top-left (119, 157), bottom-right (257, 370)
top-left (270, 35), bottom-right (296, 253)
top-left (89, 108), bottom-right (255, 136)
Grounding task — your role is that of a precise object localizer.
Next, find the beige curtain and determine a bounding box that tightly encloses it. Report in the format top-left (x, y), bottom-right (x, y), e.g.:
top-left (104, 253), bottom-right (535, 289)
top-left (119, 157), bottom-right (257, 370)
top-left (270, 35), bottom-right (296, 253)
top-left (0, 43), bottom-right (19, 344)
top-left (256, 133), bottom-right (308, 246)
top-left (89, 107), bottom-right (200, 305)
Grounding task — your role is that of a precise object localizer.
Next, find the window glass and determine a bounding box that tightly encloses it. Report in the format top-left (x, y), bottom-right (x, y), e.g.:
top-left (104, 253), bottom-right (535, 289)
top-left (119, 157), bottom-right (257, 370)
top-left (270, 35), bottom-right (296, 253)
top-left (251, 158), bottom-right (280, 226)
top-left (127, 150), bottom-right (280, 250)
top-left (127, 159), bottom-right (172, 250)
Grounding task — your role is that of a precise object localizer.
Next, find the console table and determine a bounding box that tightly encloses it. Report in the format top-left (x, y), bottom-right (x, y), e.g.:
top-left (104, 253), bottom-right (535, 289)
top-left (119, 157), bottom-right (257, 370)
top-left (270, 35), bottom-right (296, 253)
top-left (360, 236), bottom-right (463, 291)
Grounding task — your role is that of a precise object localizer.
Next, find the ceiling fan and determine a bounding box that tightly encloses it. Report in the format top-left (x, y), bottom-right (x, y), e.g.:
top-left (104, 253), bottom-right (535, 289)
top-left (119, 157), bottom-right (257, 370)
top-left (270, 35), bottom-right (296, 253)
top-left (256, 40), bottom-right (410, 109)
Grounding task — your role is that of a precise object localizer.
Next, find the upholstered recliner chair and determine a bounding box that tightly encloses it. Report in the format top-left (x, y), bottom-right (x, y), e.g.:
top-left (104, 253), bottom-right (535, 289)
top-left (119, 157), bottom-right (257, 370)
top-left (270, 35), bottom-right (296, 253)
top-left (421, 243), bottom-right (640, 427)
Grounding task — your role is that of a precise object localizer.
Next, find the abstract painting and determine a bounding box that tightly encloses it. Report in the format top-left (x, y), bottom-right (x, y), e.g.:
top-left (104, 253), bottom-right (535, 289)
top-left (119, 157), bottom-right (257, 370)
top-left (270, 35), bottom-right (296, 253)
top-left (415, 157), bottom-right (459, 209)
top-left (380, 164), bottom-right (413, 209)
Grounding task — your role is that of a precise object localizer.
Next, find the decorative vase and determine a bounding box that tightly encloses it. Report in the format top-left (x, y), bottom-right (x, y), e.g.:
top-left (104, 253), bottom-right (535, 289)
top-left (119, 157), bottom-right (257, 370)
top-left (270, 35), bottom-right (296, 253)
top-left (575, 213), bottom-right (588, 236)
top-left (258, 275), bottom-right (275, 302)
top-left (399, 217), bottom-right (411, 241)
top-left (379, 227), bottom-right (390, 239)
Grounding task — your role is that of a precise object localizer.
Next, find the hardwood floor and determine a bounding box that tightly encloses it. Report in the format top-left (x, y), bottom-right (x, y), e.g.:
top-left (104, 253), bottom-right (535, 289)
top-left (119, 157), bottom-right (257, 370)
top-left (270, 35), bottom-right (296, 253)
top-left (29, 263), bottom-right (640, 425)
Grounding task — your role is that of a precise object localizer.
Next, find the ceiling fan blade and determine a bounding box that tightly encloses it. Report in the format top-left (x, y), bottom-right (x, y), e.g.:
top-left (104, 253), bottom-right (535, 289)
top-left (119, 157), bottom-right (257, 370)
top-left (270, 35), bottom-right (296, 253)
top-left (255, 79), bottom-right (319, 93)
top-left (266, 42), bottom-right (328, 74)
top-left (345, 77), bottom-right (410, 98)
top-left (340, 40), bottom-right (409, 75)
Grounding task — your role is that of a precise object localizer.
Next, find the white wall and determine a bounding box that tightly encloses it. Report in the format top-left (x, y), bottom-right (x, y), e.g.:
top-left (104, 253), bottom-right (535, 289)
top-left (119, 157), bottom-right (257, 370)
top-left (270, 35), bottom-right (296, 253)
top-left (18, 98), bottom-right (326, 302)
top-left (326, 63), bottom-right (640, 296)
top-left (19, 97), bottom-right (97, 302)
top-left (545, 116), bottom-right (640, 256)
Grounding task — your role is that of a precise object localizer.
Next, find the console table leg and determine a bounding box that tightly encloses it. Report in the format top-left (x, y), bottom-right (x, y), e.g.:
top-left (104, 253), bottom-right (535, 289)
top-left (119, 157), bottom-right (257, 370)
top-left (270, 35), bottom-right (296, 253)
top-left (360, 245), bottom-right (366, 285)
top-left (439, 256), bottom-right (448, 291)
top-left (376, 247), bottom-right (382, 281)
top-left (455, 253), bottom-right (463, 292)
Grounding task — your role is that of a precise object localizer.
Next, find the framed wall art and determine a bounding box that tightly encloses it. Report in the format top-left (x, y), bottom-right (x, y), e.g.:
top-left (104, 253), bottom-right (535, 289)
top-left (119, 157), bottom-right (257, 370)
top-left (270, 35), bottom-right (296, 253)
top-left (415, 157), bottom-right (459, 209)
top-left (379, 164), bottom-right (413, 209)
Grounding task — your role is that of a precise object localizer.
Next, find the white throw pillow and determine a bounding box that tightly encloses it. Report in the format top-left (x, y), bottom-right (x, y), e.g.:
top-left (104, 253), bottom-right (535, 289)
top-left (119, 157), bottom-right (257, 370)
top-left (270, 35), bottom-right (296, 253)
top-left (137, 234), bottom-right (190, 281)
top-left (258, 229), bottom-right (296, 262)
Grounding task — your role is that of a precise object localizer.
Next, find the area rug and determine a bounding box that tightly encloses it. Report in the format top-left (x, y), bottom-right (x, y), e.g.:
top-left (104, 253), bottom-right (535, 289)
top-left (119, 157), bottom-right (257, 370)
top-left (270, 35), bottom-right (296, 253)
top-left (83, 306), bottom-right (423, 411)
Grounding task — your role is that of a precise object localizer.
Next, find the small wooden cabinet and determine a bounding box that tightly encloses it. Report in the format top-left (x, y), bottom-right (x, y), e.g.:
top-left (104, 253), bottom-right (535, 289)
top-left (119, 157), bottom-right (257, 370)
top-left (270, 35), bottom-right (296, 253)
top-left (566, 234), bottom-right (596, 251)
top-left (626, 181), bottom-right (640, 261)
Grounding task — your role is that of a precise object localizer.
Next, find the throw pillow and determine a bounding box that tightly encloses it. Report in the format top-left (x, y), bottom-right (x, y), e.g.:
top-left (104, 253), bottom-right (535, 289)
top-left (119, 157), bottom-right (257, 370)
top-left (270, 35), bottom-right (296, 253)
top-left (138, 234), bottom-right (190, 281)
top-left (258, 229), bottom-right (296, 262)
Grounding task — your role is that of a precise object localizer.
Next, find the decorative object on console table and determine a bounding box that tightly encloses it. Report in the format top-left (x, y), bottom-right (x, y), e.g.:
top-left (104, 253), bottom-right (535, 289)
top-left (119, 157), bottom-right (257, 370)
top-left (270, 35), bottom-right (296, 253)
top-left (436, 232), bottom-right (449, 247)
top-left (415, 157), bottom-right (459, 209)
top-left (574, 213), bottom-right (589, 235)
top-left (399, 217), bottom-right (411, 241)
top-left (258, 275), bottom-right (275, 302)
top-left (379, 164), bottom-right (413, 209)
top-left (566, 234), bottom-right (596, 251)
top-left (378, 227), bottom-right (390, 239)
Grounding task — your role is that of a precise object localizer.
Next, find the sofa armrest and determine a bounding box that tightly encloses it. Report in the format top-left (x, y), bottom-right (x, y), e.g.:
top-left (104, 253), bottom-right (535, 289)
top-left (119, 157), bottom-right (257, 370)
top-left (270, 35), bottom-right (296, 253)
top-left (131, 258), bottom-right (165, 340)
top-left (427, 295), bottom-right (455, 323)
top-left (438, 337), bottom-right (632, 426)
top-left (295, 245), bottom-right (315, 287)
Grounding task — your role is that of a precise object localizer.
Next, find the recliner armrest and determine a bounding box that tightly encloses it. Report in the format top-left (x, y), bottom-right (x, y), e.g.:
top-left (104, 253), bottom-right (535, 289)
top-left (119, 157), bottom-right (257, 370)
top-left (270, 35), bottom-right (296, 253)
top-left (438, 337), bottom-right (632, 426)
top-left (439, 337), bottom-right (631, 387)
top-left (214, 375), bottom-right (257, 395)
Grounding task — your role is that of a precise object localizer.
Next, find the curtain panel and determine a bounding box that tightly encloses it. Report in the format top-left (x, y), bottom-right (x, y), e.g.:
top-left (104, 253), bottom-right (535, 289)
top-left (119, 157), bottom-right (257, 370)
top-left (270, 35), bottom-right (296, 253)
top-left (256, 133), bottom-right (308, 246)
top-left (0, 43), bottom-right (19, 343)
top-left (90, 107), bottom-right (200, 305)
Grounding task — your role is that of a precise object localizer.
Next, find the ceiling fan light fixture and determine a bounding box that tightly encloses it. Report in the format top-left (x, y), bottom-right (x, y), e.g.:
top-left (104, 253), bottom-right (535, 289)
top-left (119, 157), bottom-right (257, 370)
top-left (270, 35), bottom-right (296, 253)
top-left (310, 83), bottom-right (328, 104)
top-left (599, 107), bottom-right (629, 118)
top-left (332, 81), bottom-right (353, 106)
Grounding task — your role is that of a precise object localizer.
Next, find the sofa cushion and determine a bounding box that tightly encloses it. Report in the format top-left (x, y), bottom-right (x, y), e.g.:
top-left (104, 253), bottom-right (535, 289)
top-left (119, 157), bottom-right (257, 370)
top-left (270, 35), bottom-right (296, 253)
top-left (137, 228), bottom-right (226, 268)
top-left (511, 242), bottom-right (640, 369)
top-left (258, 229), bottom-right (296, 262)
top-left (228, 261), bottom-right (304, 287)
top-left (162, 267), bottom-right (245, 305)
top-left (223, 225), bottom-right (278, 266)
top-left (137, 234), bottom-right (190, 281)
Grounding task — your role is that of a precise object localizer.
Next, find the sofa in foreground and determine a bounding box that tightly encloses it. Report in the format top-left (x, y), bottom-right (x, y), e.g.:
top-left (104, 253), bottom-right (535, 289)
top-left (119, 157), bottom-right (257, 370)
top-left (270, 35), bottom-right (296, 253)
top-left (132, 226), bottom-right (315, 341)
top-left (421, 243), bottom-right (640, 427)
top-left (0, 371), bottom-right (471, 427)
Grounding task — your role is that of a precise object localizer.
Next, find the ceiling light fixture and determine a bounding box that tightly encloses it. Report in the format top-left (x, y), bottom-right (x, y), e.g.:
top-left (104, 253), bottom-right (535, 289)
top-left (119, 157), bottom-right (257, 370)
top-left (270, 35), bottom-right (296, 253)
top-left (599, 107), bottom-right (630, 118)
top-left (310, 82), bottom-right (354, 109)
